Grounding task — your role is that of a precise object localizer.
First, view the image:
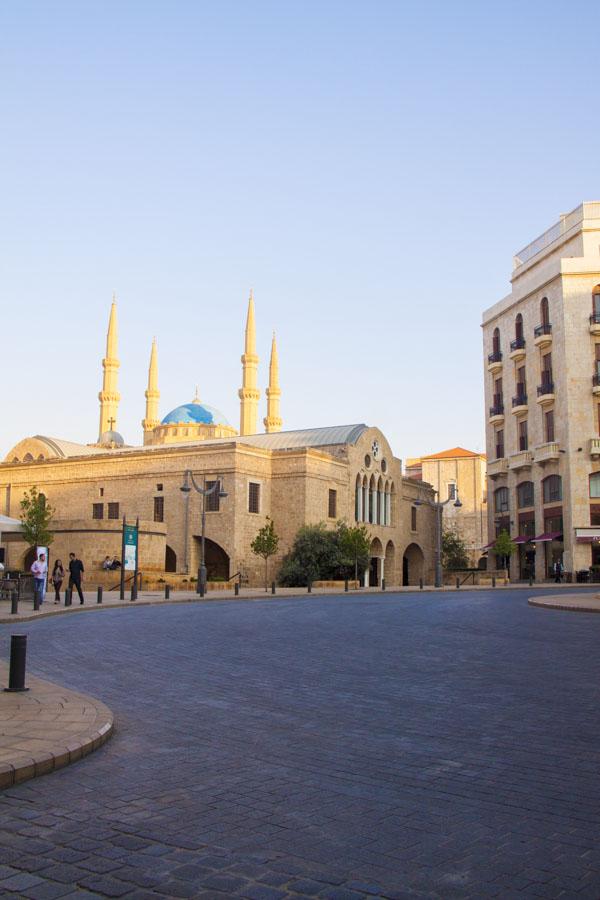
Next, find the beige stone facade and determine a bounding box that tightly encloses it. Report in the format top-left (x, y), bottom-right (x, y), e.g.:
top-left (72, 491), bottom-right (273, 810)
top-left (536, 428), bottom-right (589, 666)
top-left (482, 201), bottom-right (600, 580)
top-left (0, 427), bottom-right (436, 587)
top-left (405, 448), bottom-right (488, 567)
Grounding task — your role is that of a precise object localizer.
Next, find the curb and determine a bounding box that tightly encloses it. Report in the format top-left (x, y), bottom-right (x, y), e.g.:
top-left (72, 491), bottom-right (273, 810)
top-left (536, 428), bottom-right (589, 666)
top-left (0, 670), bottom-right (114, 789)
top-left (528, 595), bottom-right (600, 614)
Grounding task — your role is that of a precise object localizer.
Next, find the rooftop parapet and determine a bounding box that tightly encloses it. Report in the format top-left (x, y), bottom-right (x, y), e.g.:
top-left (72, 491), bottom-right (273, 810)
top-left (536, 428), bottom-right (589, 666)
top-left (513, 201), bottom-right (600, 269)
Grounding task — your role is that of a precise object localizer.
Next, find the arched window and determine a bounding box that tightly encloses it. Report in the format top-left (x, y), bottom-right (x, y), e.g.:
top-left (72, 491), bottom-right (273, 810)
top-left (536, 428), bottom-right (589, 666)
top-left (590, 472), bottom-right (600, 498)
top-left (493, 327), bottom-right (500, 355)
top-left (515, 313), bottom-right (524, 343)
top-left (23, 453), bottom-right (33, 462)
top-left (355, 474), bottom-right (362, 522)
top-left (517, 481), bottom-right (534, 508)
top-left (542, 474), bottom-right (562, 504)
top-left (376, 477), bottom-right (383, 525)
top-left (389, 482), bottom-right (395, 526)
top-left (362, 476), bottom-right (368, 523)
top-left (494, 486), bottom-right (509, 514)
top-left (368, 475), bottom-right (376, 524)
top-left (593, 285), bottom-right (600, 321)
top-left (540, 297), bottom-right (550, 327)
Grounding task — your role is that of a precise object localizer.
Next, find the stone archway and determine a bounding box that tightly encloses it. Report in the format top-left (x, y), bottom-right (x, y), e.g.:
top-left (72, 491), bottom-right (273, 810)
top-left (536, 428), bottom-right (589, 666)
top-left (367, 537), bottom-right (383, 587)
top-left (192, 536), bottom-right (229, 581)
top-left (403, 542), bottom-right (424, 586)
top-left (165, 545), bottom-right (177, 573)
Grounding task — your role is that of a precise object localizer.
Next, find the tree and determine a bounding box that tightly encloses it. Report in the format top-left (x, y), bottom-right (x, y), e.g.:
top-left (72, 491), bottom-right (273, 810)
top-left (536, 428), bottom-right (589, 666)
top-left (20, 486), bottom-right (54, 550)
top-left (441, 526), bottom-right (469, 570)
top-left (338, 521), bottom-right (371, 586)
top-left (251, 517), bottom-right (280, 590)
top-left (278, 523), bottom-right (342, 586)
top-left (493, 529), bottom-right (515, 570)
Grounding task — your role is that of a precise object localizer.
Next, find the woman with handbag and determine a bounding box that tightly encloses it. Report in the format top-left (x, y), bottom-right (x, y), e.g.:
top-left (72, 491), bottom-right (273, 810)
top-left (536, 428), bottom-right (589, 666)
top-left (51, 559), bottom-right (65, 603)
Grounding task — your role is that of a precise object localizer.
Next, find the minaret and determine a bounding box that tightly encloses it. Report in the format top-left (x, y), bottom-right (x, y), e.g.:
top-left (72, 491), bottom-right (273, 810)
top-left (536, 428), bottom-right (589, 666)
top-left (264, 332), bottom-right (282, 433)
top-left (98, 296), bottom-right (121, 440)
top-left (142, 338), bottom-right (160, 445)
top-left (238, 290), bottom-right (260, 435)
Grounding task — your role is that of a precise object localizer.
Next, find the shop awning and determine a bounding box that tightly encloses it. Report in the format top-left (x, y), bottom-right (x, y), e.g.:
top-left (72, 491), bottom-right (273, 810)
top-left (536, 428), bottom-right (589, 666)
top-left (0, 515), bottom-right (22, 534)
top-left (575, 528), bottom-right (600, 543)
top-left (511, 535), bottom-right (530, 544)
top-left (482, 541), bottom-right (496, 550)
top-left (531, 532), bottom-right (563, 543)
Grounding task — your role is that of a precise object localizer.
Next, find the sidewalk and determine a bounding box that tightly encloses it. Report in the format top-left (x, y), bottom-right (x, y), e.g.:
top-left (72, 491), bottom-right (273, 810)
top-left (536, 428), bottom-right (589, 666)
top-left (528, 593), bottom-right (600, 613)
top-left (1, 580), bottom-right (598, 623)
top-left (0, 662), bottom-right (113, 788)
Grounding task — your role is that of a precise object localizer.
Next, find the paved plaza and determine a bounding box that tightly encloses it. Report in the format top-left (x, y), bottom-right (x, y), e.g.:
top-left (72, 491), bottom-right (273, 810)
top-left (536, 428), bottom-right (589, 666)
top-left (1, 590), bottom-right (600, 899)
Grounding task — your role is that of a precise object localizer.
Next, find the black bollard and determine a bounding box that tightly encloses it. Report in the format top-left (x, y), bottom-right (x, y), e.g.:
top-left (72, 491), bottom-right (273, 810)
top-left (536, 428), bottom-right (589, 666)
top-left (130, 579), bottom-right (137, 601)
top-left (4, 634), bottom-right (29, 692)
top-left (456, 576), bottom-right (460, 589)
top-left (492, 575), bottom-right (496, 588)
top-left (344, 578), bottom-right (349, 592)
top-left (10, 590), bottom-right (18, 615)
top-left (65, 588), bottom-right (72, 607)
top-left (97, 586), bottom-right (103, 604)
top-left (307, 581), bottom-right (312, 593)
top-left (419, 577), bottom-right (423, 590)
top-left (199, 582), bottom-right (205, 598)
top-left (529, 574), bottom-right (533, 587)
top-left (271, 581), bottom-right (276, 595)
top-left (234, 582), bottom-right (239, 597)
top-left (165, 584), bottom-right (170, 599)
top-left (33, 593), bottom-right (40, 612)
top-left (381, 578), bottom-right (386, 591)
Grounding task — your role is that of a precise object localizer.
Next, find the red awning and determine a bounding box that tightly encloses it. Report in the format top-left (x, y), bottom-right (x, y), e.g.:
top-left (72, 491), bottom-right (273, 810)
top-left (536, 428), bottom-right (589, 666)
top-left (531, 532), bottom-right (563, 542)
top-left (482, 541), bottom-right (496, 550)
top-left (511, 536), bottom-right (530, 544)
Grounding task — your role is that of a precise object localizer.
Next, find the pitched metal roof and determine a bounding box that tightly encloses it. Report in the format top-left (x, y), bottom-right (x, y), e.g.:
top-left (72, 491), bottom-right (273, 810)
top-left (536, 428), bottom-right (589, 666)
top-left (237, 424), bottom-right (367, 451)
top-left (32, 436), bottom-right (104, 458)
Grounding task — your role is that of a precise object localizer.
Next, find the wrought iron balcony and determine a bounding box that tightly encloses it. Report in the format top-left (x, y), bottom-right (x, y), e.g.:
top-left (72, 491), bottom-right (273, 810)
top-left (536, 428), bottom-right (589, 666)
top-left (594, 373), bottom-right (600, 387)
top-left (488, 350), bottom-right (503, 364)
top-left (537, 380), bottom-right (554, 397)
top-left (534, 323), bottom-right (552, 338)
top-left (591, 313), bottom-right (600, 325)
top-left (510, 337), bottom-right (526, 351)
top-left (489, 401), bottom-right (504, 418)
top-left (512, 392), bottom-right (528, 408)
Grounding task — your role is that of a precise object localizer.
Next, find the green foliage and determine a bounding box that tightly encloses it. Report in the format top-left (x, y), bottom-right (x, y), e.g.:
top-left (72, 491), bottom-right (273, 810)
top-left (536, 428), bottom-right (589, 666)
top-left (278, 521), bottom-right (370, 587)
top-left (251, 517), bottom-right (280, 589)
top-left (441, 526), bottom-right (469, 570)
top-left (20, 486), bottom-right (54, 549)
top-left (337, 521), bottom-right (371, 585)
top-left (493, 529), bottom-right (516, 563)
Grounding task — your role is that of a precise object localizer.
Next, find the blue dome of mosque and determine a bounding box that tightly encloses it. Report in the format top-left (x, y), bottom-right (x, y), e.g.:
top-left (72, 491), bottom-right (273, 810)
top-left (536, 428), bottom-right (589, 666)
top-left (161, 399), bottom-right (230, 427)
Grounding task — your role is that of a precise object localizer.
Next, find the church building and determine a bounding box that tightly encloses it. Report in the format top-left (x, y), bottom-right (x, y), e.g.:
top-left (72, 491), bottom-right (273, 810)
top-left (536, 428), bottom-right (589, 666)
top-left (1, 295), bottom-right (436, 587)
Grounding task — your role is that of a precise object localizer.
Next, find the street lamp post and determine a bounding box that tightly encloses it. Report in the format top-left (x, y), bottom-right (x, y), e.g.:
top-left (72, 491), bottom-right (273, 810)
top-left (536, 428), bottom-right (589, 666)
top-left (180, 471), bottom-right (228, 597)
top-left (415, 491), bottom-right (462, 588)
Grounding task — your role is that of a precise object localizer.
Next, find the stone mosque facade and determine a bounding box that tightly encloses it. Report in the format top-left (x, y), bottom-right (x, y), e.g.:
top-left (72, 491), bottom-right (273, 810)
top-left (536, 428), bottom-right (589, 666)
top-left (1, 295), bottom-right (436, 587)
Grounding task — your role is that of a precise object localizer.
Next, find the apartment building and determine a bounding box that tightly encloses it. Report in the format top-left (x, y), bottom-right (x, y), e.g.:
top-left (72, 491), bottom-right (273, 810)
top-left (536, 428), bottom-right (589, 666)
top-left (482, 202), bottom-right (600, 580)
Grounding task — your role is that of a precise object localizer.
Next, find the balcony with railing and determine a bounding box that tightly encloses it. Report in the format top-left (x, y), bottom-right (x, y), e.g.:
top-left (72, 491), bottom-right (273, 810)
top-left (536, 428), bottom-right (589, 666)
top-left (534, 322), bottom-right (553, 347)
top-left (509, 337), bottom-right (526, 361)
top-left (487, 350), bottom-right (503, 372)
top-left (534, 441), bottom-right (560, 463)
top-left (590, 438), bottom-right (600, 458)
top-left (593, 373), bottom-right (600, 396)
top-left (536, 379), bottom-right (555, 404)
top-left (591, 312), bottom-right (600, 336)
top-left (512, 391), bottom-right (528, 413)
top-left (489, 396), bottom-right (505, 423)
top-left (487, 456), bottom-right (508, 479)
top-left (509, 449), bottom-right (533, 470)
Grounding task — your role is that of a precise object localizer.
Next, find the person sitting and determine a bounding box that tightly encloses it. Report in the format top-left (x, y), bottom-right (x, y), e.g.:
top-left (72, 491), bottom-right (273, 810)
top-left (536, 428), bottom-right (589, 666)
top-left (102, 556), bottom-right (112, 570)
top-left (109, 557), bottom-right (121, 570)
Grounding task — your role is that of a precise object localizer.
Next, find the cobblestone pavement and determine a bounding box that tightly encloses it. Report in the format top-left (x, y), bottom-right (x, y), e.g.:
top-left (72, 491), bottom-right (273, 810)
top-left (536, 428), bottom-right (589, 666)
top-left (1, 589), bottom-right (600, 899)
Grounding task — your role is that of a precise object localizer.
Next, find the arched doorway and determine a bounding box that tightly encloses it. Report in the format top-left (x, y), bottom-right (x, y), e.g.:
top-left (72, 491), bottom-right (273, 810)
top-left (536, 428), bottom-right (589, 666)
top-left (193, 537), bottom-right (229, 581)
top-left (23, 546), bottom-right (37, 571)
top-left (165, 545), bottom-right (177, 573)
top-left (403, 543), bottom-right (424, 586)
top-left (367, 537), bottom-right (383, 587)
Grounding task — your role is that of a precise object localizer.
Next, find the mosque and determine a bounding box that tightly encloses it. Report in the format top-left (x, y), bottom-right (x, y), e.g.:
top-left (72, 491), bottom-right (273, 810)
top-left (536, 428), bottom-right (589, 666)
top-left (1, 295), bottom-right (435, 587)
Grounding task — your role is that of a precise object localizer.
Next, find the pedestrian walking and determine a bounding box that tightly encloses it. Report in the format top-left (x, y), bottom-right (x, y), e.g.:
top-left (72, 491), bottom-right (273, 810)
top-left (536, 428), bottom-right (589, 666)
top-left (68, 552), bottom-right (85, 604)
top-left (51, 559), bottom-right (65, 603)
top-left (31, 552), bottom-right (48, 606)
top-left (554, 560), bottom-right (563, 584)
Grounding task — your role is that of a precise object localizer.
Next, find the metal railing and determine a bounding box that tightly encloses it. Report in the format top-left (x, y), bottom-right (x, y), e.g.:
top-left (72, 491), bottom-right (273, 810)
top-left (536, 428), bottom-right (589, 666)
top-left (590, 313), bottom-right (600, 325)
top-left (514, 203), bottom-right (600, 267)
top-left (534, 323), bottom-right (552, 338)
top-left (512, 393), bottom-right (527, 407)
top-left (510, 337), bottom-right (526, 351)
top-left (489, 401), bottom-right (504, 417)
top-left (488, 350), bottom-right (503, 363)
top-left (109, 571), bottom-right (142, 591)
top-left (537, 381), bottom-right (554, 396)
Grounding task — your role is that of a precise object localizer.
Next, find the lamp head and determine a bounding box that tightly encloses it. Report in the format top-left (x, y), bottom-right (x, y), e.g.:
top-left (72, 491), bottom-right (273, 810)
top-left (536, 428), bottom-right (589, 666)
top-left (453, 498), bottom-right (462, 508)
top-left (218, 477), bottom-right (228, 499)
top-left (180, 470), bottom-right (191, 493)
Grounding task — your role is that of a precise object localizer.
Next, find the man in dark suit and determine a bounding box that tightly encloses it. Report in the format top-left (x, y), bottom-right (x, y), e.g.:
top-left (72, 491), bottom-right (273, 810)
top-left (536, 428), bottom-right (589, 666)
top-left (68, 552), bottom-right (85, 604)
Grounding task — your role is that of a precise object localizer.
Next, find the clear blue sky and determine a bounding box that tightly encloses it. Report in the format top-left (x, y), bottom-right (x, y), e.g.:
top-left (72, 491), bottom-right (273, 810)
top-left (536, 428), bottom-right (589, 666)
top-left (1, 0), bottom-right (599, 462)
